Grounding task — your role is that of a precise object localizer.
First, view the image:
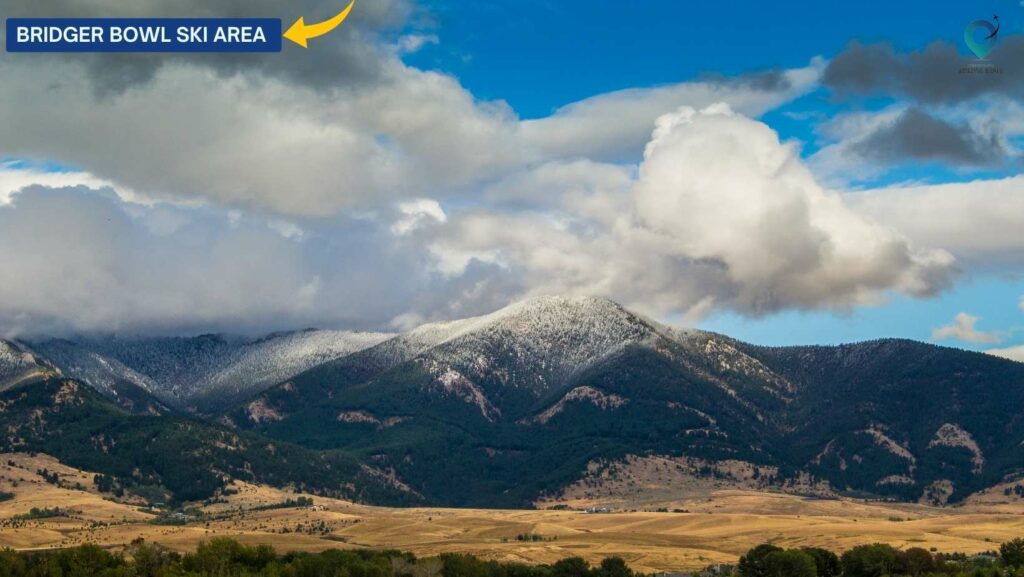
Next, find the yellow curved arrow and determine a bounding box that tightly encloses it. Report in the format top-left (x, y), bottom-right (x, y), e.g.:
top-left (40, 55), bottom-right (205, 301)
top-left (284, 0), bottom-right (355, 48)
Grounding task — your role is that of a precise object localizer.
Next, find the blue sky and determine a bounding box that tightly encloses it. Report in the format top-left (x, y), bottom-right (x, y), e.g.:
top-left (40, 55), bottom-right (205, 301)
top-left (409, 1), bottom-right (1019, 116)
top-left (701, 278), bottom-right (1023, 347)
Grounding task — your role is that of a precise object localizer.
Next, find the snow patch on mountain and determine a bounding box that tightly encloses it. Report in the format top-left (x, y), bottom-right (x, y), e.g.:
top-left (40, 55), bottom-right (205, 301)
top-left (198, 330), bottom-right (393, 403)
top-left (25, 339), bottom-right (162, 401)
top-left (0, 340), bottom-right (38, 377)
top-left (0, 341), bottom-right (35, 369)
top-left (698, 337), bottom-right (796, 399)
top-left (28, 330), bottom-right (392, 409)
top-left (0, 340), bottom-right (54, 389)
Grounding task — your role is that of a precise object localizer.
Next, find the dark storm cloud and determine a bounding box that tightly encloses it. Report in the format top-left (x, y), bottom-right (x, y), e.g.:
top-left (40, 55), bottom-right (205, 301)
top-left (1, 0), bottom-right (416, 94)
top-left (824, 38), bottom-right (1024, 103)
top-left (698, 69), bottom-right (793, 92)
top-left (853, 108), bottom-right (1007, 166)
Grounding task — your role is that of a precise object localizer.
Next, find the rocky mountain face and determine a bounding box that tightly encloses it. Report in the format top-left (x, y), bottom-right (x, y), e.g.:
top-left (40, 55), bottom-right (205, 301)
top-left (742, 340), bottom-right (1024, 504)
top-left (1, 296), bottom-right (1022, 508)
top-left (0, 376), bottom-right (419, 504)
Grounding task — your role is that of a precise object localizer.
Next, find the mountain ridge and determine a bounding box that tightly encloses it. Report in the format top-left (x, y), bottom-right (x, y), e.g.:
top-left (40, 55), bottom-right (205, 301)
top-left (17, 328), bottom-right (394, 412)
top-left (1, 296), bottom-right (1021, 508)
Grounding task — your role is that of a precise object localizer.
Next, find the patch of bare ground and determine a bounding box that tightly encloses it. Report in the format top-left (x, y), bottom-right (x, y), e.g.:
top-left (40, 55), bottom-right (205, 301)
top-left (536, 455), bottom-right (833, 510)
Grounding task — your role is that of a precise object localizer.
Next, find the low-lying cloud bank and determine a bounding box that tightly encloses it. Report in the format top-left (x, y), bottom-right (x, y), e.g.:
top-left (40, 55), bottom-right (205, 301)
top-left (0, 105), bottom-right (967, 335)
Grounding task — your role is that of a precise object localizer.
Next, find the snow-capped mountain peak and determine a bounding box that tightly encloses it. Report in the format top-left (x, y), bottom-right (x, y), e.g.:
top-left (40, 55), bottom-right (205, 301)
top-left (390, 296), bottom-right (670, 398)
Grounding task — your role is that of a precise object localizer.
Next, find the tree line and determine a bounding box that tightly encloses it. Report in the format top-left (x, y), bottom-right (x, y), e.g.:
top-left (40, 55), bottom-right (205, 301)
top-left (1, 537), bottom-right (1024, 577)
top-left (0, 537), bottom-right (639, 577)
top-left (727, 539), bottom-right (1024, 577)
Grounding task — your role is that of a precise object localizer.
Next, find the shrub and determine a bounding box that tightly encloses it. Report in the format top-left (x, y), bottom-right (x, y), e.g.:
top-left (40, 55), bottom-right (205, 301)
top-left (738, 544), bottom-right (783, 577)
top-left (840, 544), bottom-right (901, 577)
top-left (1002, 538), bottom-right (1024, 568)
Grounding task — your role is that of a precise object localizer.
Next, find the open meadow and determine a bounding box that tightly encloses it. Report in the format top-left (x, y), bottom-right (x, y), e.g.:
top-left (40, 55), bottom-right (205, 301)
top-left (0, 454), bottom-right (1022, 572)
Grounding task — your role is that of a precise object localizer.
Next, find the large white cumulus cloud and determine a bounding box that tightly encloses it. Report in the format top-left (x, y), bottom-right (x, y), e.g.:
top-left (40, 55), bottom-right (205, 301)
top-left (632, 105), bottom-right (955, 313)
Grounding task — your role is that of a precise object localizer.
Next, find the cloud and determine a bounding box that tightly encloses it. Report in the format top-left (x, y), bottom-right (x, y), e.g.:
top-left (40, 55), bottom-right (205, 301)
top-left (426, 105), bottom-right (956, 319)
top-left (987, 345), bottom-right (1024, 363)
top-left (396, 34), bottom-right (439, 54)
top-left (0, 163), bottom-right (121, 205)
top-left (809, 104), bottom-right (1017, 184)
top-left (0, 186), bottom-right (309, 335)
top-left (391, 199), bottom-right (447, 236)
top-left (823, 39), bottom-right (1024, 104)
top-left (847, 176), bottom-right (1024, 269)
top-left (0, 58), bottom-right (527, 217)
top-left (521, 64), bottom-right (822, 162)
top-left (629, 105), bottom-right (954, 314)
top-left (479, 159), bottom-right (635, 210)
top-left (852, 107), bottom-right (1006, 165)
top-left (932, 312), bottom-right (1001, 344)
top-left (0, 0), bottom-right (533, 217)
top-left (0, 185), bottom-right (464, 336)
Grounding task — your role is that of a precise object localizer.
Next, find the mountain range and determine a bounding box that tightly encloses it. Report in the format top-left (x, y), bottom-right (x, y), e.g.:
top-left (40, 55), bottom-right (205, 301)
top-left (1, 296), bottom-right (1022, 508)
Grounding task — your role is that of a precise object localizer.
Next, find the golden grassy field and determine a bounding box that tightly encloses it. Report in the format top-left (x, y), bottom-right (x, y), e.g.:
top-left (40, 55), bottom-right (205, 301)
top-left (0, 453), bottom-right (1022, 572)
